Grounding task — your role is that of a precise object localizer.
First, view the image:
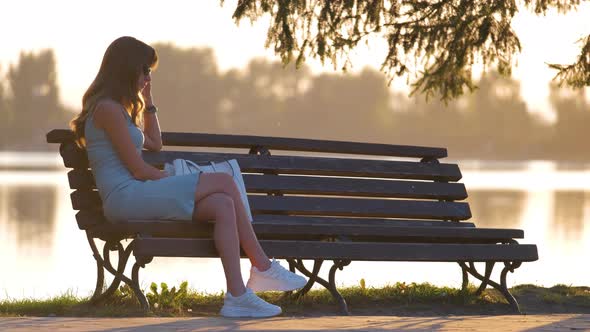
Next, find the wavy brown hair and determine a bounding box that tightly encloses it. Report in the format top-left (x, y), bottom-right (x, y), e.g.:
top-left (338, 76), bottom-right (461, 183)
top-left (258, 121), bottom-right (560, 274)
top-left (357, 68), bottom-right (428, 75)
top-left (70, 36), bottom-right (158, 147)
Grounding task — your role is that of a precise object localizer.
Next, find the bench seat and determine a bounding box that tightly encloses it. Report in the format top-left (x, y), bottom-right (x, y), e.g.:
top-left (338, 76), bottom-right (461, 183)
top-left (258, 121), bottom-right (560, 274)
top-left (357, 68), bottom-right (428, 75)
top-left (134, 238), bottom-right (539, 262)
top-left (85, 219), bottom-right (525, 244)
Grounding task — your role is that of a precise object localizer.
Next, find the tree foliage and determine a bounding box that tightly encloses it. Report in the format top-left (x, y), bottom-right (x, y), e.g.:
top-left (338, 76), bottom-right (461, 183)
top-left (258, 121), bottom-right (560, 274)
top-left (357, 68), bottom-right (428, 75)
top-left (549, 34), bottom-right (590, 88)
top-left (224, 0), bottom-right (589, 101)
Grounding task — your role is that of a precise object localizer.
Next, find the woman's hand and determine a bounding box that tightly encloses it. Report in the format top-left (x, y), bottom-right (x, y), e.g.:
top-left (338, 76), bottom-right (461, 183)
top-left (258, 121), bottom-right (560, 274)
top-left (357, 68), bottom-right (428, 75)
top-left (141, 82), bottom-right (154, 107)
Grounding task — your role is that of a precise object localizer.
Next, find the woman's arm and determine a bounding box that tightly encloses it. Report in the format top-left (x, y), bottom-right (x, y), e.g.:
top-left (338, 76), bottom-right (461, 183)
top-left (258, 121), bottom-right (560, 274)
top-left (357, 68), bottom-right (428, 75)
top-left (94, 100), bottom-right (167, 181)
top-left (143, 112), bottom-right (163, 151)
top-left (141, 82), bottom-right (163, 151)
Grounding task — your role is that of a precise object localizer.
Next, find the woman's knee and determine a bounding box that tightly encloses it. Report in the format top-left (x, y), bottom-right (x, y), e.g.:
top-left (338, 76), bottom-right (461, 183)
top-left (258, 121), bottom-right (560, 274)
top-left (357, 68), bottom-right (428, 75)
top-left (193, 192), bottom-right (236, 223)
top-left (194, 173), bottom-right (238, 201)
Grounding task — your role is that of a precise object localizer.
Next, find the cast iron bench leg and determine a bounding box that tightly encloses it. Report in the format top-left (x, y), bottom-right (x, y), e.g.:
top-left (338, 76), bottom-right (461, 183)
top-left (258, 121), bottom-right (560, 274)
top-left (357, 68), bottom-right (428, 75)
top-left (132, 255), bottom-right (153, 310)
top-left (458, 261), bottom-right (495, 295)
top-left (85, 234), bottom-right (150, 310)
top-left (459, 261), bottom-right (522, 313)
top-left (329, 259), bottom-right (352, 314)
top-left (290, 258), bottom-right (351, 315)
top-left (86, 235), bottom-right (129, 304)
top-left (86, 234), bottom-right (106, 303)
top-left (286, 259), bottom-right (323, 299)
top-left (475, 262), bottom-right (495, 296)
top-left (460, 262), bottom-right (468, 291)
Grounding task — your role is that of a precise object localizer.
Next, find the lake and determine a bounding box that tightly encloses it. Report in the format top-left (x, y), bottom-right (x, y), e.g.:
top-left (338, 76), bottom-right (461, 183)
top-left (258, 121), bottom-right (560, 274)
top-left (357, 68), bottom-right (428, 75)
top-left (1, 153), bottom-right (589, 300)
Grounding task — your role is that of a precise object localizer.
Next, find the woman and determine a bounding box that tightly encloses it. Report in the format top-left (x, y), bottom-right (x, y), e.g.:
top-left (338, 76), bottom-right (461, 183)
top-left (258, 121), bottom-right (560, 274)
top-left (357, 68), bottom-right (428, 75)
top-left (70, 36), bottom-right (306, 318)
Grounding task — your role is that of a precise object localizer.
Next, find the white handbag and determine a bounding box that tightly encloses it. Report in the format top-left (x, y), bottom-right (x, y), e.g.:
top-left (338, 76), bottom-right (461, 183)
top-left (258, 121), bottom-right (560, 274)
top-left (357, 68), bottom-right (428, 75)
top-left (164, 158), bottom-right (253, 222)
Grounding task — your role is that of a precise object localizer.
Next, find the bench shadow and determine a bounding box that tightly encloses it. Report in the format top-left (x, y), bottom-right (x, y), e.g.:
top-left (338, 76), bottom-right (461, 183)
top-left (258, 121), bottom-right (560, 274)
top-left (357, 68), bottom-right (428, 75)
top-left (0, 317), bottom-right (237, 332)
top-left (0, 317), bottom-right (85, 329)
top-left (4, 316), bottom-right (589, 331)
top-left (520, 315), bottom-right (590, 332)
top-left (290, 302), bottom-right (516, 317)
top-left (83, 316), bottom-right (463, 332)
top-left (103, 317), bottom-right (240, 332)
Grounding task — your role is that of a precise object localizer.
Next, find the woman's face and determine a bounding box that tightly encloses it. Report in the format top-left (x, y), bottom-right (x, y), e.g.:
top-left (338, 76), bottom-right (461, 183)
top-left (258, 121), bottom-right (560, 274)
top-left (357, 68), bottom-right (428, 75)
top-left (137, 65), bottom-right (151, 92)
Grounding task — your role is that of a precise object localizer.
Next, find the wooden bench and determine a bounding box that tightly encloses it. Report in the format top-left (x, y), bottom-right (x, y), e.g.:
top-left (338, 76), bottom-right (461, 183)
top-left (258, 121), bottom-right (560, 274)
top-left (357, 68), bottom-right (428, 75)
top-left (46, 129), bottom-right (538, 314)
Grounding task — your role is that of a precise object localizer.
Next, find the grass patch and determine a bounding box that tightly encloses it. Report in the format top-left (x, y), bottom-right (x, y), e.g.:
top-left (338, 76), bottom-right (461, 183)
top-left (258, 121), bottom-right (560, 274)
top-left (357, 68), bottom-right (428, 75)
top-left (512, 283), bottom-right (590, 308)
top-left (0, 291), bottom-right (83, 317)
top-left (1, 282), bottom-right (589, 317)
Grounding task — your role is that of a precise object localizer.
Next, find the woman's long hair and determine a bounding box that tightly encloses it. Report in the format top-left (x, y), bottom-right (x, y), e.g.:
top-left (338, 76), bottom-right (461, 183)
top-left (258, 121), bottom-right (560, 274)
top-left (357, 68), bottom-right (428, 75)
top-left (70, 36), bottom-right (158, 147)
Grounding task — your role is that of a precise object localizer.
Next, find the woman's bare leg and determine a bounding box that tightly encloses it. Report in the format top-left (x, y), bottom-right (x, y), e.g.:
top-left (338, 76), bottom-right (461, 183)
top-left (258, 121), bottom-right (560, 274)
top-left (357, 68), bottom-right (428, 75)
top-left (193, 173), bottom-right (271, 271)
top-left (192, 191), bottom-right (245, 296)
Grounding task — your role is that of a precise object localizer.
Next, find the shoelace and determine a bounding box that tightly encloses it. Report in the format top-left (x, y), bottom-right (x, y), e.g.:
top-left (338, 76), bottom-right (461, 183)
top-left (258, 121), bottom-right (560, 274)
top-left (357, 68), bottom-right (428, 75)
top-left (267, 261), bottom-right (296, 280)
top-left (242, 291), bottom-right (272, 308)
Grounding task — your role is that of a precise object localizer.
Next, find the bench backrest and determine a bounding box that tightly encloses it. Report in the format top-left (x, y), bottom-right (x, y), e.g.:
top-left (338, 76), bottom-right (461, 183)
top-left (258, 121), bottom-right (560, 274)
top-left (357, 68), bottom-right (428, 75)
top-left (46, 129), bottom-right (472, 231)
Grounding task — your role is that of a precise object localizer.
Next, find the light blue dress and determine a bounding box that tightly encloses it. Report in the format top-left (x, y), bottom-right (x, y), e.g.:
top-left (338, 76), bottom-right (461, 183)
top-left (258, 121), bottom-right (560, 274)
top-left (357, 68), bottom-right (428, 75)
top-left (85, 106), bottom-right (200, 223)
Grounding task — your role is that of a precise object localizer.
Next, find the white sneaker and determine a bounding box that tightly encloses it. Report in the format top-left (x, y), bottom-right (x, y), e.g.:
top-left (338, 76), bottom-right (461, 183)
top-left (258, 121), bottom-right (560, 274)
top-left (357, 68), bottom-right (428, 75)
top-left (219, 288), bottom-right (282, 318)
top-left (246, 259), bottom-right (308, 292)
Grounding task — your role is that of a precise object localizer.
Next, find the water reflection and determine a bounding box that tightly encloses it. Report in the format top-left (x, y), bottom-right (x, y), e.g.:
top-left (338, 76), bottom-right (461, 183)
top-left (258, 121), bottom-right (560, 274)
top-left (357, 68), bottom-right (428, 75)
top-left (552, 191), bottom-right (587, 241)
top-left (1, 185), bottom-right (57, 251)
top-left (467, 190), bottom-right (526, 229)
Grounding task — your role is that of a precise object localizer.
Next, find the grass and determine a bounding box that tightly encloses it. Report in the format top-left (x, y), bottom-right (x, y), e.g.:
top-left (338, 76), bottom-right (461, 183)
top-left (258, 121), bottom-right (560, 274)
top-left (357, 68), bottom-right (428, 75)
top-left (1, 281), bottom-right (589, 317)
top-left (512, 284), bottom-right (590, 309)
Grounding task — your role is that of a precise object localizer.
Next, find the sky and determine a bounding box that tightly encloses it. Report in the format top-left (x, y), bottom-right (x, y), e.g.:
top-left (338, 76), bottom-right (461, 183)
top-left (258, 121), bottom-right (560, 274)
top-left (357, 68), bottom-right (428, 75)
top-left (1, 0), bottom-right (589, 123)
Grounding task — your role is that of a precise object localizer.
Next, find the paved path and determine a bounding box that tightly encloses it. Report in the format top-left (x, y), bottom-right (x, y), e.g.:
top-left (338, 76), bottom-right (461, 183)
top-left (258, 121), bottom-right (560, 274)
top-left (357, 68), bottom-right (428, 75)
top-left (0, 315), bottom-right (589, 331)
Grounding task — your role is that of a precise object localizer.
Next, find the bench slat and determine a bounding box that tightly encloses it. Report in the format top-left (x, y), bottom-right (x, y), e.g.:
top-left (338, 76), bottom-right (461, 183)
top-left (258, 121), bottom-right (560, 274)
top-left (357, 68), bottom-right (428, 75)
top-left (134, 239), bottom-right (538, 262)
top-left (68, 169), bottom-right (96, 189)
top-left (76, 210), bottom-right (107, 230)
top-left (253, 215), bottom-right (476, 227)
top-left (253, 223), bottom-right (522, 240)
top-left (67, 170), bottom-right (468, 200)
top-left (60, 150), bottom-right (461, 182)
top-left (162, 133), bottom-right (448, 159)
top-left (47, 129), bottom-right (448, 159)
top-left (59, 142), bottom-right (88, 169)
top-left (88, 219), bottom-right (523, 240)
top-left (57, 143), bottom-right (461, 181)
top-left (71, 191), bottom-right (471, 220)
top-left (71, 190), bottom-right (101, 210)
top-left (143, 152), bottom-right (462, 181)
top-left (245, 174), bottom-right (467, 199)
top-left (248, 196), bottom-right (471, 220)
top-left (76, 210), bottom-right (476, 231)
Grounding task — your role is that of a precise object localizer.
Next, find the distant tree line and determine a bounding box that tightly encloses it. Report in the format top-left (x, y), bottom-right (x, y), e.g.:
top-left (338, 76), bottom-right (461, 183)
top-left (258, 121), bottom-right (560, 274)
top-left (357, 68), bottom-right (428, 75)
top-left (0, 44), bottom-right (588, 161)
top-left (0, 50), bottom-right (71, 151)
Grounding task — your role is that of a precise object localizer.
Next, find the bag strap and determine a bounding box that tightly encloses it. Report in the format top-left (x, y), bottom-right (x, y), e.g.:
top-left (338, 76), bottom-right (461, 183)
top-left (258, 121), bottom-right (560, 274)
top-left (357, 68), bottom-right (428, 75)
top-left (228, 160), bottom-right (235, 177)
top-left (184, 159), bottom-right (202, 173)
top-left (208, 160), bottom-right (235, 176)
